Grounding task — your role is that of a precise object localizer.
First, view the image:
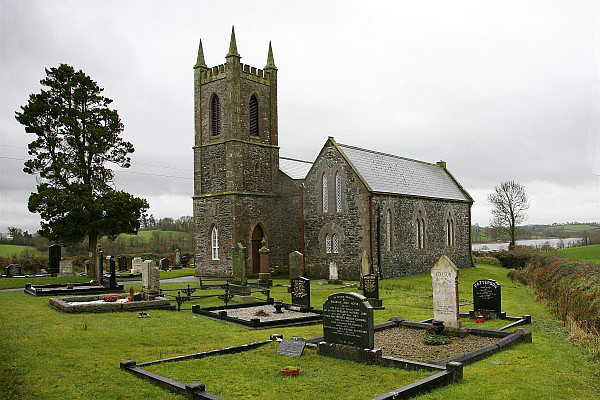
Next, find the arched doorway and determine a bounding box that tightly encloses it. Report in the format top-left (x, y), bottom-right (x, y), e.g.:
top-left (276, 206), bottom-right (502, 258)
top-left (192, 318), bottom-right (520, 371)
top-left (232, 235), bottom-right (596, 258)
top-left (251, 225), bottom-right (264, 275)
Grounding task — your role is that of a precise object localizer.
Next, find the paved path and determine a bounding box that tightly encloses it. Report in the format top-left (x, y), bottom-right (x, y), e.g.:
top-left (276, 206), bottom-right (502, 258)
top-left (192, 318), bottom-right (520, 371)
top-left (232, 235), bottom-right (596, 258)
top-left (0, 275), bottom-right (199, 293)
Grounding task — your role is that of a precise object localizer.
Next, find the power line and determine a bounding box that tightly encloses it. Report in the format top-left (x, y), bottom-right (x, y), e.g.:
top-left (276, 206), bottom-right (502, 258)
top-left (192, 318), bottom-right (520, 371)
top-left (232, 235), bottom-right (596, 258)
top-left (0, 156), bottom-right (192, 180)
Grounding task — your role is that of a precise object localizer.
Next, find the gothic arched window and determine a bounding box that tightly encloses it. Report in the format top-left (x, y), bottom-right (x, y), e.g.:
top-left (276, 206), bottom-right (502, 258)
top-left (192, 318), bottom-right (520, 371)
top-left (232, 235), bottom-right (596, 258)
top-left (249, 95), bottom-right (259, 135)
top-left (416, 218), bottom-right (422, 249)
top-left (325, 234), bottom-right (332, 253)
top-left (451, 219), bottom-right (455, 246)
top-left (386, 209), bottom-right (392, 251)
top-left (211, 95), bottom-right (221, 136)
top-left (335, 171), bottom-right (342, 212)
top-left (322, 173), bottom-right (328, 213)
top-left (332, 234), bottom-right (339, 254)
top-left (420, 218), bottom-right (426, 249)
top-left (447, 219), bottom-right (451, 246)
top-left (211, 226), bottom-right (219, 260)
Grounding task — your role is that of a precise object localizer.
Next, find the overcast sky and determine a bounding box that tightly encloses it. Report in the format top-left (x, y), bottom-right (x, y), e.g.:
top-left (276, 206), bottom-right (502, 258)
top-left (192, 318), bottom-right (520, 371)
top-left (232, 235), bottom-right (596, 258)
top-left (1, 0), bottom-right (599, 233)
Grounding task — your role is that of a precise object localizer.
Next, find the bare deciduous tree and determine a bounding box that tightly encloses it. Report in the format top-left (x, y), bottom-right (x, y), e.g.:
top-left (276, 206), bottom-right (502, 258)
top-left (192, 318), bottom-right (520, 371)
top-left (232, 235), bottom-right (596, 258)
top-left (488, 180), bottom-right (530, 248)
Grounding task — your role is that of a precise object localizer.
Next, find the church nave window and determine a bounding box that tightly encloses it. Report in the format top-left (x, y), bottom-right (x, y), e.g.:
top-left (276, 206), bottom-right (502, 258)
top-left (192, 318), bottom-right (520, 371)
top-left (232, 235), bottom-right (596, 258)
top-left (211, 226), bottom-right (219, 260)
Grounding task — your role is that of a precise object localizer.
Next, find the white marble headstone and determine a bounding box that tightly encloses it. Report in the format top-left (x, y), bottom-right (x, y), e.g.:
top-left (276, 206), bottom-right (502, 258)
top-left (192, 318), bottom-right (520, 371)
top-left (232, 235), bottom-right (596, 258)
top-left (431, 255), bottom-right (460, 329)
top-left (131, 257), bottom-right (143, 274)
top-left (141, 260), bottom-right (160, 300)
top-left (59, 259), bottom-right (73, 276)
top-left (329, 261), bottom-right (338, 281)
top-left (361, 250), bottom-right (370, 277)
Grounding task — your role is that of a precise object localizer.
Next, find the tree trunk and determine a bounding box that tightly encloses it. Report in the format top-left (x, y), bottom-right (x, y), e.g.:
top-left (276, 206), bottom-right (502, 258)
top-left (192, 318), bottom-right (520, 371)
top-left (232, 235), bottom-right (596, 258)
top-left (88, 234), bottom-right (98, 283)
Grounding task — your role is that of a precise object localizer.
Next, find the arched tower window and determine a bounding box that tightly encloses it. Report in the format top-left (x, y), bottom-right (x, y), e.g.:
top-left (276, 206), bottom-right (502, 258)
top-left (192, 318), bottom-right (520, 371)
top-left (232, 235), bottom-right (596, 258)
top-left (335, 171), bottom-right (342, 212)
top-left (211, 226), bottom-right (219, 260)
top-left (332, 234), bottom-right (339, 254)
top-left (386, 209), bottom-right (392, 251)
top-left (322, 173), bottom-right (328, 213)
top-left (325, 234), bottom-right (332, 253)
top-left (211, 95), bottom-right (221, 136)
top-left (249, 95), bottom-right (259, 135)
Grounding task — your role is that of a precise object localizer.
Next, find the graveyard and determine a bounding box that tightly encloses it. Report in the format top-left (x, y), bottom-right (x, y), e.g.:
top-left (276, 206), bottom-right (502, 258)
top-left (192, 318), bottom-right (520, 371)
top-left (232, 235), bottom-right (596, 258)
top-left (1, 261), bottom-right (599, 399)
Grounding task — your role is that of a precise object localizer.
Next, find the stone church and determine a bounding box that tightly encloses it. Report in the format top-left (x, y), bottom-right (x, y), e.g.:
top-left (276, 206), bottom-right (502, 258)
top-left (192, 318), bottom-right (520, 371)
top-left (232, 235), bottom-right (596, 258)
top-left (193, 29), bottom-right (473, 280)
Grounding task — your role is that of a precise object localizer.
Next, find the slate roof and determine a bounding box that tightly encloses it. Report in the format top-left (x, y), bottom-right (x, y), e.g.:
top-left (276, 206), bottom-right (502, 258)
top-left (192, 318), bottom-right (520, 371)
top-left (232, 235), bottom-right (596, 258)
top-left (279, 157), bottom-right (312, 180)
top-left (336, 142), bottom-right (472, 202)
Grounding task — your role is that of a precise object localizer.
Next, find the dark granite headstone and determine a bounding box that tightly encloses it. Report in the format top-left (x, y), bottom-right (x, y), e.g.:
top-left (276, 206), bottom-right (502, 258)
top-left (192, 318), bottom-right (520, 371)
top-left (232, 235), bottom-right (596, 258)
top-left (118, 256), bottom-right (127, 271)
top-left (181, 255), bottom-right (190, 267)
top-left (362, 274), bottom-right (379, 299)
top-left (5, 264), bottom-right (22, 276)
top-left (291, 276), bottom-right (310, 309)
top-left (160, 258), bottom-right (169, 270)
top-left (48, 244), bottom-right (61, 274)
top-left (362, 274), bottom-right (383, 309)
top-left (108, 256), bottom-right (117, 288)
top-left (277, 339), bottom-right (306, 357)
top-left (323, 292), bottom-right (374, 349)
top-left (473, 279), bottom-right (501, 314)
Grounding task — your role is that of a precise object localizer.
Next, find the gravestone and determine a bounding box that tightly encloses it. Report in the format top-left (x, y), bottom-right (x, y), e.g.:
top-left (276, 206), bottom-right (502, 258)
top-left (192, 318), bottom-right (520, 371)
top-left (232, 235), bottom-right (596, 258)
top-left (277, 339), bottom-right (306, 357)
top-left (362, 274), bottom-right (383, 309)
top-left (84, 260), bottom-right (90, 276)
top-left (48, 244), bottom-right (61, 274)
top-left (107, 256), bottom-right (117, 288)
top-left (258, 239), bottom-right (272, 286)
top-left (59, 258), bottom-right (74, 276)
top-left (118, 256), bottom-right (128, 271)
top-left (328, 261), bottom-right (342, 284)
top-left (431, 256), bottom-right (460, 329)
top-left (142, 260), bottom-right (160, 300)
top-left (175, 249), bottom-right (181, 267)
top-left (131, 257), bottom-right (143, 274)
top-left (361, 250), bottom-right (370, 277)
top-left (322, 292), bottom-right (374, 349)
top-left (181, 255), bottom-right (190, 267)
top-left (291, 276), bottom-right (310, 309)
top-left (473, 279), bottom-right (501, 315)
top-left (159, 258), bottom-right (170, 270)
top-left (5, 264), bottom-right (21, 276)
top-left (289, 251), bottom-right (302, 280)
top-left (232, 243), bottom-right (247, 286)
top-left (98, 250), bottom-right (104, 284)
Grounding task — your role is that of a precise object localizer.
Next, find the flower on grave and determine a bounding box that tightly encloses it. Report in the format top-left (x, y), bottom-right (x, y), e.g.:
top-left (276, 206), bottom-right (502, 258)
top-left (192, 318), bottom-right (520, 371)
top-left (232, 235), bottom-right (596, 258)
top-left (101, 296), bottom-right (107, 301)
top-left (126, 297), bottom-right (132, 303)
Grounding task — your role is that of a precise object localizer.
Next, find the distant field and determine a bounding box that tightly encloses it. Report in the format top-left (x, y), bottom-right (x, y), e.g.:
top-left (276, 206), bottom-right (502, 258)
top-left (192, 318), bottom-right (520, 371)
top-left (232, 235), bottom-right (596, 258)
top-left (560, 224), bottom-right (599, 232)
top-left (0, 244), bottom-right (44, 257)
top-left (552, 244), bottom-right (600, 264)
top-left (117, 230), bottom-right (191, 241)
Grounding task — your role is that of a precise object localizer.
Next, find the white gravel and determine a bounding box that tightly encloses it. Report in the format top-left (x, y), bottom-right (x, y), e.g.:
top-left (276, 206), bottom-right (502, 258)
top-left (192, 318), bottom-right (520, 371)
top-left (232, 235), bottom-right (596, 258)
top-left (210, 305), bottom-right (320, 322)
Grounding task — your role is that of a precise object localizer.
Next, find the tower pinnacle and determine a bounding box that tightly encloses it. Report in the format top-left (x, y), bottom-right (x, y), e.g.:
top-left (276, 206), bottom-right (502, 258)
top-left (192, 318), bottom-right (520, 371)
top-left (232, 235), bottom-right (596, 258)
top-left (265, 41), bottom-right (277, 70)
top-left (226, 26), bottom-right (240, 58)
top-left (194, 38), bottom-right (207, 68)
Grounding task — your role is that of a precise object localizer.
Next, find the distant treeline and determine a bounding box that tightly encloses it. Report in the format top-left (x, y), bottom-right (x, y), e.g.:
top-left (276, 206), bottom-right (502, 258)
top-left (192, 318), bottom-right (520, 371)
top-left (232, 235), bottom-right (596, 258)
top-left (472, 222), bottom-right (600, 244)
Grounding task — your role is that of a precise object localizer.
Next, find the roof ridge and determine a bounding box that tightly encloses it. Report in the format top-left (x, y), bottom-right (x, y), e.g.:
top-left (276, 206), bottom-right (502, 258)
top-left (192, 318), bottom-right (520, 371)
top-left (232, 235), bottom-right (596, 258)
top-left (279, 156), bottom-right (312, 164)
top-left (336, 142), bottom-right (437, 167)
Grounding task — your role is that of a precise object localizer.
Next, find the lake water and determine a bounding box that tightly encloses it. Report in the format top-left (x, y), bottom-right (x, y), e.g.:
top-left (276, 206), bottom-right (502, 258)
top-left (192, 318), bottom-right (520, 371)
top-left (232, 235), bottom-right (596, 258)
top-left (472, 237), bottom-right (582, 252)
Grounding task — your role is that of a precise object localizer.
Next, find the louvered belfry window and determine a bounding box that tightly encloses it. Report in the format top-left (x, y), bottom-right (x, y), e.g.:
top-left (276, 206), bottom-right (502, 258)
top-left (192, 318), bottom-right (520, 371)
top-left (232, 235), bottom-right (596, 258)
top-left (249, 95), bottom-right (259, 135)
top-left (211, 95), bottom-right (221, 136)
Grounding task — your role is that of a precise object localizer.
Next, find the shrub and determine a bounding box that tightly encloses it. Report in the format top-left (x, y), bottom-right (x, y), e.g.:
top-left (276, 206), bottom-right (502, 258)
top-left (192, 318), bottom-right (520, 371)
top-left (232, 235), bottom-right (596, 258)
top-left (494, 248), bottom-right (536, 269)
top-left (423, 334), bottom-right (452, 345)
top-left (472, 256), bottom-right (501, 266)
top-left (509, 253), bottom-right (600, 337)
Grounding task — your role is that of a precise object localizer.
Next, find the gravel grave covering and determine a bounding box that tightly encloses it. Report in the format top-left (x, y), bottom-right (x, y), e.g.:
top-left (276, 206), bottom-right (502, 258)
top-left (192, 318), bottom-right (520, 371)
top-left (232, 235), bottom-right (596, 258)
top-left (375, 326), bottom-right (498, 363)
top-left (209, 304), bottom-right (320, 322)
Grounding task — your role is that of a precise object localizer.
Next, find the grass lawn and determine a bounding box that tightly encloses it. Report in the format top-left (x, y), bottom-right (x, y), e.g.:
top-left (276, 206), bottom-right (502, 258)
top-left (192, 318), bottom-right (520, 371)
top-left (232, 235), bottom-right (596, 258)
top-left (0, 268), bottom-right (196, 290)
top-left (0, 244), bottom-right (45, 257)
top-left (551, 244), bottom-right (600, 264)
top-left (1, 264), bottom-right (599, 399)
top-left (560, 224), bottom-right (599, 232)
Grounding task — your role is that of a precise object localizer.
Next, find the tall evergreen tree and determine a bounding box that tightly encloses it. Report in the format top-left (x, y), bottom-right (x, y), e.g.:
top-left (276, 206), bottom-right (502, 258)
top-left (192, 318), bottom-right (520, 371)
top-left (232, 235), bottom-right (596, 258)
top-left (16, 64), bottom-right (149, 281)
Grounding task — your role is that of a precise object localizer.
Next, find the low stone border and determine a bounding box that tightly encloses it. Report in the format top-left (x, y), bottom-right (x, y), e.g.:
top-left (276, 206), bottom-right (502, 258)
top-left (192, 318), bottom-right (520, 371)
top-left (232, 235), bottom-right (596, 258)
top-left (24, 282), bottom-right (124, 296)
top-left (191, 300), bottom-right (323, 329)
top-left (307, 316), bottom-right (532, 367)
top-left (120, 334), bottom-right (463, 400)
top-left (49, 293), bottom-right (175, 313)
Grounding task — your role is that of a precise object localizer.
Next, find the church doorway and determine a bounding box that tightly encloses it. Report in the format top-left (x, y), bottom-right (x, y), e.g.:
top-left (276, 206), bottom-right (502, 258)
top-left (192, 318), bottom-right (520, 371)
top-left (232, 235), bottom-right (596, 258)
top-left (251, 225), bottom-right (264, 275)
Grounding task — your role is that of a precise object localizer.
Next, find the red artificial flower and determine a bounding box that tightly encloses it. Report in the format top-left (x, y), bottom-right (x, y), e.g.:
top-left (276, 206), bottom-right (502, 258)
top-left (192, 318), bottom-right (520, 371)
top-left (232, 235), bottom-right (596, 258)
top-left (101, 296), bottom-right (107, 301)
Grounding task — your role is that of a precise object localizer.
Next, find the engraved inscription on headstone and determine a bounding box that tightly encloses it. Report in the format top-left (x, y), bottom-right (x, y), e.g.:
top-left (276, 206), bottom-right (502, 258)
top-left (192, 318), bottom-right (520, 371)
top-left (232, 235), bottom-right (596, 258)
top-left (277, 339), bottom-right (306, 357)
top-left (473, 279), bottom-right (501, 314)
top-left (323, 292), bottom-right (374, 349)
top-left (431, 255), bottom-right (460, 329)
top-left (362, 274), bottom-right (379, 300)
top-left (118, 256), bottom-right (128, 271)
top-left (142, 260), bottom-right (160, 300)
top-left (291, 276), bottom-right (310, 309)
